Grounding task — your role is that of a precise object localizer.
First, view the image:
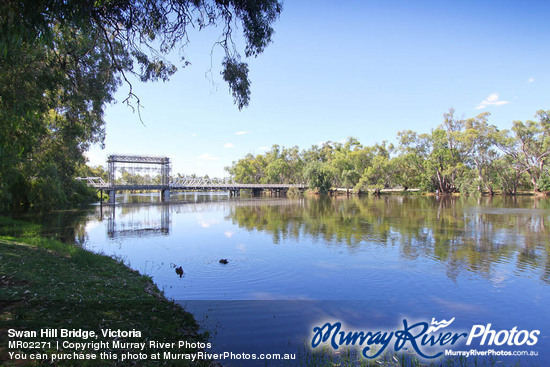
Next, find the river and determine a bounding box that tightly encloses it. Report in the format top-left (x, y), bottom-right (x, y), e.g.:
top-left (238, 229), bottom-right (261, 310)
top-left (33, 193), bottom-right (550, 365)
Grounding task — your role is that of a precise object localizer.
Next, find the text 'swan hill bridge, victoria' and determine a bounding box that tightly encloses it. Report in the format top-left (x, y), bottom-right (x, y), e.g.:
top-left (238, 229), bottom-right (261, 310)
top-left (78, 155), bottom-right (307, 204)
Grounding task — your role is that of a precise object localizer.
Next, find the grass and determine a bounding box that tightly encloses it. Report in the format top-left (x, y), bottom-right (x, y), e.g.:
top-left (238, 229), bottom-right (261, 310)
top-left (0, 216), bottom-right (211, 366)
top-left (0, 216), bottom-right (539, 367)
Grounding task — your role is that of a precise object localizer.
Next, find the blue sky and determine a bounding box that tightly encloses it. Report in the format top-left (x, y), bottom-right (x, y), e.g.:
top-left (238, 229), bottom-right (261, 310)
top-left (86, 0), bottom-right (550, 177)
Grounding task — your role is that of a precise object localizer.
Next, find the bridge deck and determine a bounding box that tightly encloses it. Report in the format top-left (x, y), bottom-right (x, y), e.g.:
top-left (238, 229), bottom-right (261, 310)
top-left (77, 176), bottom-right (307, 194)
top-left (91, 183), bottom-right (306, 191)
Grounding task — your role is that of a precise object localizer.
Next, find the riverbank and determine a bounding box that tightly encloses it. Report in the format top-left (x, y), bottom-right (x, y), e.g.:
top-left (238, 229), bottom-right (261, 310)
top-left (0, 216), bottom-right (211, 366)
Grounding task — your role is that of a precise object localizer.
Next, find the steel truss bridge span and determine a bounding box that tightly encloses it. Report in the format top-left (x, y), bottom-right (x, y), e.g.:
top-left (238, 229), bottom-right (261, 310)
top-left (77, 154), bottom-right (306, 204)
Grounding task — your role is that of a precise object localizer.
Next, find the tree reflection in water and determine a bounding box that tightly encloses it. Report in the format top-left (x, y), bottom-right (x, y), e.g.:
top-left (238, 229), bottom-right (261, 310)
top-left (227, 195), bottom-right (550, 284)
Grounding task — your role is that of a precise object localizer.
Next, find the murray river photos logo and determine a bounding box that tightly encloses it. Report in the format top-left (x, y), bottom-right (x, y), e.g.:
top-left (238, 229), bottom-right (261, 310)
top-left (310, 318), bottom-right (540, 359)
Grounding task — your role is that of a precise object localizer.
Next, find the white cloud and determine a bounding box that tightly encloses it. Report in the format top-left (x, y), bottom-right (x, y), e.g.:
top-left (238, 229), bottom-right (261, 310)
top-left (197, 153), bottom-right (220, 160)
top-left (528, 78), bottom-right (535, 83)
top-left (475, 93), bottom-right (510, 110)
top-left (224, 143), bottom-right (235, 148)
top-left (224, 231), bottom-right (234, 238)
top-left (198, 218), bottom-right (220, 228)
top-left (235, 130), bottom-right (251, 135)
top-left (259, 146), bottom-right (268, 151)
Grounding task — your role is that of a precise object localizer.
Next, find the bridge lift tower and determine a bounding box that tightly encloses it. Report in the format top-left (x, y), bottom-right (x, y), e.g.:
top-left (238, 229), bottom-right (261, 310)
top-left (107, 155), bottom-right (171, 203)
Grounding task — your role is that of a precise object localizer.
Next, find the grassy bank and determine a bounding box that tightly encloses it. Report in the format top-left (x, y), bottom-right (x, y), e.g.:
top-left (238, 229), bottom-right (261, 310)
top-left (0, 217), bottom-right (210, 366)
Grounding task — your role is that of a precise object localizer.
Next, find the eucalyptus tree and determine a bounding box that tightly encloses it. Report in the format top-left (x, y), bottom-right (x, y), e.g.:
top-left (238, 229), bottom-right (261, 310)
top-left (0, 0), bottom-right (282, 210)
top-left (303, 161), bottom-right (333, 193)
top-left (389, 153), bottom-right (423, 191)
top-left (224, 108), bottom-right (550, 196)
top-left (397, 109), bottom-right (474, 194)
top-left (1, 22), bottom-right (125, 209)
top-left (1, 0), bottom-right (282, 109)
top-left (492, 156), bottom-right (526, 195)
top-left (264, 146), bottom-right (288, 184)
top-left (397, 129), bottom-right (436, 192)
top-left (262, 145), bottom-right (303, 184)
top-left (329, 141), bottom-right (358, 189)
top-left (496, 110), bottom-right (550, 192)
top-left (353, 143), bottom-right (394, 194)
top-left (459, 112), bottom-right (501, 194)
top-left (226, 153), bottom-right (266, 184)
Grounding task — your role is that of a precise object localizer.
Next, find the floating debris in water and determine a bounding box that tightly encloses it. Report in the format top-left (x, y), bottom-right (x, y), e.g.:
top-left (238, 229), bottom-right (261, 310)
top-left (219, 259), bottom-right (228, 264)
top-left (175, 266), bottom-right (184, 277)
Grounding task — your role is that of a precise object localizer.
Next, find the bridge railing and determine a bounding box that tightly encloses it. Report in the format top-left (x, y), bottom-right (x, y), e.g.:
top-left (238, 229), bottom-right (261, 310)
top-left (76, 177), bottom-right (109, 188)
top-left (169, 182), bottom-right (306, 189)
top-left (76, 176), bottom-right (307, 190)
top-left (170, 177), bottom-right (214, 186)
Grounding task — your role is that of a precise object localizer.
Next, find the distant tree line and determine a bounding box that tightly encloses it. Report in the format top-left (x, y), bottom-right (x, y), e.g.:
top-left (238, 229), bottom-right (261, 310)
top-left (226, 109), bottom-right (550, 195)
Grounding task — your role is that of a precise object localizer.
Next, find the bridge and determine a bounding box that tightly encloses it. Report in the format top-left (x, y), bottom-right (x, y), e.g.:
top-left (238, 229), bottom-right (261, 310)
top-left (77, 154), bottom-right (307, 203)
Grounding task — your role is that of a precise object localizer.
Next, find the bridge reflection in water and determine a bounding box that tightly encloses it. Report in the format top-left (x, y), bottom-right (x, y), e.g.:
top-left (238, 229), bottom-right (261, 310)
top-left (97, 203), bottom-right (171, 239)
top-left (94, 194), bottom-right (307, 239)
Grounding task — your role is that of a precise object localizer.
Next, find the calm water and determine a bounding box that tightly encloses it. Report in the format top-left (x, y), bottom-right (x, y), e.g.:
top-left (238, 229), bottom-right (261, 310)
top-left (39, 193), bottom-right (550, 365)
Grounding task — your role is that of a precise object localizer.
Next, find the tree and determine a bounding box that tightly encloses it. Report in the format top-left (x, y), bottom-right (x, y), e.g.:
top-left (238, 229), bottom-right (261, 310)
top-left (303, 162), bottom-right (333, 193)
top-left (329, 142), bottom-right (358, 189)
top-left (1, 0), bottom-right (282, 210)
top-left (390, 153), bottom-right (422, 191)
top-left (1, 0), bottom-right (282, 110)
top-left (354, 143), bottom-right (393, 195)
top-left (226, 153), bottom-right (263, 184)
top-left (492, 156), bottom-right (526, 195)
top-left (496, 110), bottom-right (550, 192)
top-left (397, 129), bottom-right (435, 191)
top-left (459, 112), bottom-right (500, 195)
top-left (397, 109), bottom-right (471, 194)
top-left (1, 22), bottom-right (124, 210)
top-left (223, 108), bottom-right (549, 196)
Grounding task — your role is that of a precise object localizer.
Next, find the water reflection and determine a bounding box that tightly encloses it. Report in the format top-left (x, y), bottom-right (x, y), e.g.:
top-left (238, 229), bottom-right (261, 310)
top-left (35, 194), bottom-right (550, 286)
top-left (90, 192), bottom-right (248, 239)
top-left (102, 204), bottom-right (171, 239)
top-left (33, 193), bottom-right (550, 364)
top-left (227, 195), bottom-right (550, 284)
top-left (14, 209), bottom-right (92, 245)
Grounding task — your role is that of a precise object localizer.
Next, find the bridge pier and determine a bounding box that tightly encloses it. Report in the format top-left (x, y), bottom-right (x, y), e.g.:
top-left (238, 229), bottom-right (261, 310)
top-left (108, 190), bottom-right (116, 204)
top-left (252, 188), bottom-right (263, 196)
top-left (161, 189), bottom-right (170, 202)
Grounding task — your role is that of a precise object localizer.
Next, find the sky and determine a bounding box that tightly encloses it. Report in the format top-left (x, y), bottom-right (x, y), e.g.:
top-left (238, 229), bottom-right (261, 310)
top-left (85, 0), bottom-right (550, 178)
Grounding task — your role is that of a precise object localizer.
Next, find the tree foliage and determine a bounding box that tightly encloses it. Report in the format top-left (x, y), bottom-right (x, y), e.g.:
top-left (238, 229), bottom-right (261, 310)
top-left (226, 109), bottom-right (550, 196)
top-left (497, 111), bottom-right (550, 191)
top-left (1, 0), bottom-right (282, 109)
top-left (0, 0), bottom-right (282, 211)
top-left (1, 21), bottom-right (123, 210)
